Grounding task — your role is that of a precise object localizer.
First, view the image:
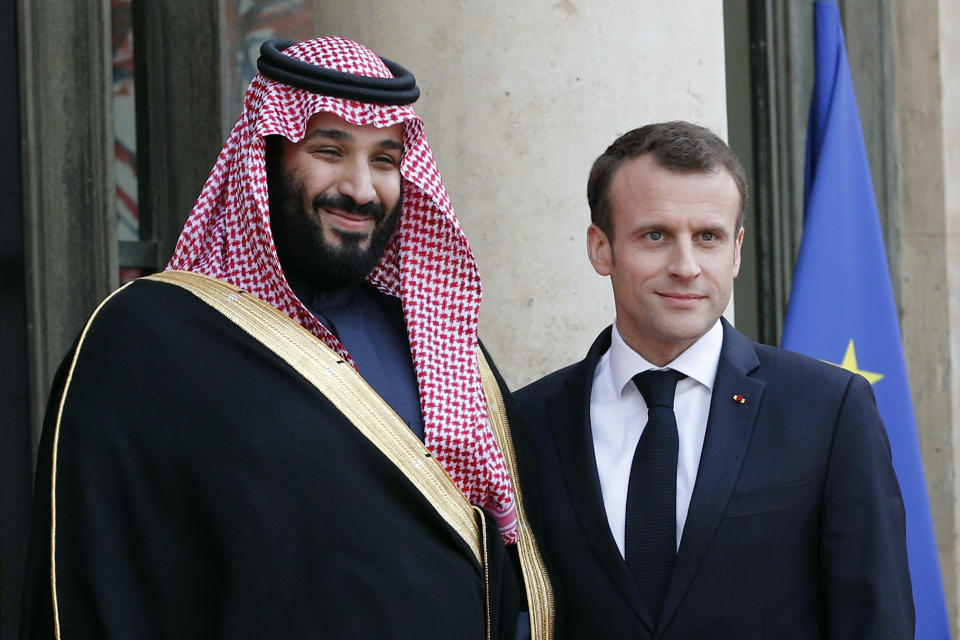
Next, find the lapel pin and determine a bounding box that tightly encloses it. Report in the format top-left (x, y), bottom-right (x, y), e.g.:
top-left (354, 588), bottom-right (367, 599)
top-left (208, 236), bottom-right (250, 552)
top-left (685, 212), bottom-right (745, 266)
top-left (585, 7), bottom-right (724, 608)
top-left (732, 394), bottom-right (746, 404)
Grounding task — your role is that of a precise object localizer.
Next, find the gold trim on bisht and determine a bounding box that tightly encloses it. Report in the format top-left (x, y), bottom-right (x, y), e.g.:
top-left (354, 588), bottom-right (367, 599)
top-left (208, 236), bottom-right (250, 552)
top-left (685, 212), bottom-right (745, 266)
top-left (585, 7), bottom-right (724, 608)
top-left (147, 270), bottom-right (482, 564)
top-left (478, 352), bottom-right (556, 640)
top-left (473, 506), bottom-right (493, 640)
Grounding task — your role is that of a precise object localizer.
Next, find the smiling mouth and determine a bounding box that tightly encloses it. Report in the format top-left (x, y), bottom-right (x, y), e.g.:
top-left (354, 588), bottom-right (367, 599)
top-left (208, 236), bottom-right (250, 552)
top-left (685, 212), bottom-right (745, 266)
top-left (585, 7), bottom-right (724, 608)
top-left (659, 292), bottom-right (705, 307)
top-left (321, 207), bottom-right (375, 232)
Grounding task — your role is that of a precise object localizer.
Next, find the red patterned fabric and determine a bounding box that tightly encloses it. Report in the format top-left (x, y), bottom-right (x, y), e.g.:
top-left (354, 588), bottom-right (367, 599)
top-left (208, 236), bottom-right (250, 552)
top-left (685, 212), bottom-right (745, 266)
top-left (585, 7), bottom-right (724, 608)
top-left (167, 37), bottom-right (517, 542)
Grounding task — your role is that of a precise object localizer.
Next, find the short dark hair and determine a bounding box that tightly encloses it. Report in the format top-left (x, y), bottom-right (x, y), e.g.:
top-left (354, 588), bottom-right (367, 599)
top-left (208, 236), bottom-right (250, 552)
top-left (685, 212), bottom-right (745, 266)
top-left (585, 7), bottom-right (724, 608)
top-left (587, 121), bottom-right (748, 239)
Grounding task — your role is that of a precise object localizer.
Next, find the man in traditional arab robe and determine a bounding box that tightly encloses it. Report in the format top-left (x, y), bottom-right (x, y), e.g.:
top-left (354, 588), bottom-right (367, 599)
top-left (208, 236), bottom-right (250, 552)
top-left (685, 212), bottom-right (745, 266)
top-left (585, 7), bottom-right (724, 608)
top-left (21, 36), bottom-right (552, 640)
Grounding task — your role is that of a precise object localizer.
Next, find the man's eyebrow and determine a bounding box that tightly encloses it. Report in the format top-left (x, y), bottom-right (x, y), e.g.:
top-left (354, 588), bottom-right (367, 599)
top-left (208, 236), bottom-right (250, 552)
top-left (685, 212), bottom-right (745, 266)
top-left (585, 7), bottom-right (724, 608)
top-left (304, 128), bottom-right (403, 152)
top-left (305, 127), bottom-right (350, 142)
top-left (378, 140), bottom-right (403, 152)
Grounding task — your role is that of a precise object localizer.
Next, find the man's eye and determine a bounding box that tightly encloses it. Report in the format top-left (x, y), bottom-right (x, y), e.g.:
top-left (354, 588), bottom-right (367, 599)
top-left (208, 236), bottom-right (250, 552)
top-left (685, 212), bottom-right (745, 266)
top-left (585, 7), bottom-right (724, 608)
top-left (373, 154), bottom-right (399, 166)
top-left (312, 147), bottom-right (341, 157)
top-left (700, 232), bottom-right (717, 242)
top-left (646, 231), bottom-right (663, 241)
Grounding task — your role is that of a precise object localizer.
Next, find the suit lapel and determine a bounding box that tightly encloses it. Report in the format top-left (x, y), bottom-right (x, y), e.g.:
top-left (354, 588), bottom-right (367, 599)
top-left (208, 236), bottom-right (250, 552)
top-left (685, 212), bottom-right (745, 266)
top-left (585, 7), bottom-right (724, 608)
top-left (547, 328), bottom-right (656, 633)
top-left (659, 320), bottom-right (765, 632)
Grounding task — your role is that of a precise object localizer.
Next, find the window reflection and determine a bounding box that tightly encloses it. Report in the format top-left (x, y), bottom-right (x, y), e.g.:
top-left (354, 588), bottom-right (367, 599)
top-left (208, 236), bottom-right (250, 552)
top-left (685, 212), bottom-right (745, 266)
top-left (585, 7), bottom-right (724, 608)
top-left (223, 0), bottom-right (314, 134)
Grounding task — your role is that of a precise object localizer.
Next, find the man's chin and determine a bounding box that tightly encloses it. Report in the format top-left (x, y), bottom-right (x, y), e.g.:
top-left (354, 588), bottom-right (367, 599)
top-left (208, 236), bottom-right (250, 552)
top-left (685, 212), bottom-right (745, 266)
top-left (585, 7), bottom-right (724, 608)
top-left (326, 229), bottom-right (372, 250)
top-left (657, 319), bottom-right (715, 345)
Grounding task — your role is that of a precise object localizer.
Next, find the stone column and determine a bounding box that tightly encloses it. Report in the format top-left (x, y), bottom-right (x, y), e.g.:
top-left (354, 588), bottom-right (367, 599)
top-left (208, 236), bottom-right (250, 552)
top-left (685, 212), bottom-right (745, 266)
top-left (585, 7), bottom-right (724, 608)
top-left (19, 0), bottom-right (116, 449)
top-left (312, 0), bottom-right (730, 387)
top-left (893, 0), bottom-right (960, 632)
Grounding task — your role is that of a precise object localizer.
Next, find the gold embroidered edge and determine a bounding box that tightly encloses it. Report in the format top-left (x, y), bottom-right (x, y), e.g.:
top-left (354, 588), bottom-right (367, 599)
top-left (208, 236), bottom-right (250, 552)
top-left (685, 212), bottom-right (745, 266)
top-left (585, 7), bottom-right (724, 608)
top-left (473, 506), bottom-right (492, 640)
top-left (478, 351), bottom-right (556, 640)
top-left (145, 271), bottom-right (482, 563)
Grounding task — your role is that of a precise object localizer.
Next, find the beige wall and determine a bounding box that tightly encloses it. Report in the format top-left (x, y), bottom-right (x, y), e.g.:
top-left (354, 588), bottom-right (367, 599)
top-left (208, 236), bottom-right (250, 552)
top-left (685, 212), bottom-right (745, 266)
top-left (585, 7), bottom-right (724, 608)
top-left (894, 0), bottom-right (960, 632)
top-left (937, 0), bottom-right (960, 631)
top-left (313, 1), bottom-right (730, 388)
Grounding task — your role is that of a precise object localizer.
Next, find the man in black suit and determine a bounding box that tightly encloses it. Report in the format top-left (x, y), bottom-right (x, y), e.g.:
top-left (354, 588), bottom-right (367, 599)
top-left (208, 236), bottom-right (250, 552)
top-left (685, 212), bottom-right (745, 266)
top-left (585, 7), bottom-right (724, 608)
top-left (514, 121), bottom-right (914, 638)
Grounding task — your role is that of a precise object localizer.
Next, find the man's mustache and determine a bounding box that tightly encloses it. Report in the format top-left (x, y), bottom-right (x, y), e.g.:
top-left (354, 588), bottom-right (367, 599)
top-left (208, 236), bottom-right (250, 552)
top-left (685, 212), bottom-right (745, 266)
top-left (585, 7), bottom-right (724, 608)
top-left (312, 194), bottom-right (387, 224)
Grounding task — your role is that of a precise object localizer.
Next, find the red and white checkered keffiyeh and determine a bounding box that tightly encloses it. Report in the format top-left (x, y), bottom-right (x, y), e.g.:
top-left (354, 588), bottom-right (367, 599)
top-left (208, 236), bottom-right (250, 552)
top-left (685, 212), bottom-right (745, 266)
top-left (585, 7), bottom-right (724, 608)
top-left (167, 36), bottom-right (517, 542)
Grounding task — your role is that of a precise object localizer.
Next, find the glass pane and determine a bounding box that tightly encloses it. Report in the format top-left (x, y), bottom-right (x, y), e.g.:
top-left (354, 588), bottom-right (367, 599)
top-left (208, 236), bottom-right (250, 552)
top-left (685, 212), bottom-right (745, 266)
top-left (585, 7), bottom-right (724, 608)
top-left (222, 0), bottom-right (314, 134)
top-left (112, 0), bottom-right (141, 284)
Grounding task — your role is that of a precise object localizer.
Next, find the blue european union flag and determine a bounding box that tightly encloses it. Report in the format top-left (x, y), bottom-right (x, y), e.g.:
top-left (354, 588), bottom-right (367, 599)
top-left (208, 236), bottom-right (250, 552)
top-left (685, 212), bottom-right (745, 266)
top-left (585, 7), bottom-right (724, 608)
top-left (781, 2), bottom-right (949, 637)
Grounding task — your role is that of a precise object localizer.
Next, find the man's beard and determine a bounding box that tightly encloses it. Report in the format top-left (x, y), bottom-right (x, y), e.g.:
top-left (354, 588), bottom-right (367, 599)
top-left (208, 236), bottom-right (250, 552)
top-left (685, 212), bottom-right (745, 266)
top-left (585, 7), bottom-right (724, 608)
top-left (268, 169), bottom-right (402, 291)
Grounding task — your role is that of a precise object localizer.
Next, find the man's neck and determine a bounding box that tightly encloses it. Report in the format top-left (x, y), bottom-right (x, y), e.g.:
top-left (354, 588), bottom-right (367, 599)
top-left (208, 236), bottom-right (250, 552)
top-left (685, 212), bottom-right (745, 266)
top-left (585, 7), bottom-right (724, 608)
top-left (285, 270), bottom-right (366, 310)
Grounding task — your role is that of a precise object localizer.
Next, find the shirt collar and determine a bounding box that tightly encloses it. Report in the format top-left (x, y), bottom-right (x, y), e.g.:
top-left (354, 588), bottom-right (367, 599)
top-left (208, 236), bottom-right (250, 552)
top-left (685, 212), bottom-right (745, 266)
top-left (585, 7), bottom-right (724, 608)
top-left (285, 271), bottom-right (361, 312)
top-left (609, 319), bottom-right (724, 399)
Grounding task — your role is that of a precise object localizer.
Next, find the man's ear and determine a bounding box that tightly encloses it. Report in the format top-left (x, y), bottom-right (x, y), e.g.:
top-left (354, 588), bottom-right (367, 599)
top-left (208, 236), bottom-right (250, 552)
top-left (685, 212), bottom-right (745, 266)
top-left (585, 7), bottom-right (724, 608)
top-left (587, 224), bottom-right (613, 276)
top-left (732, 225), bottom-right (745, 277)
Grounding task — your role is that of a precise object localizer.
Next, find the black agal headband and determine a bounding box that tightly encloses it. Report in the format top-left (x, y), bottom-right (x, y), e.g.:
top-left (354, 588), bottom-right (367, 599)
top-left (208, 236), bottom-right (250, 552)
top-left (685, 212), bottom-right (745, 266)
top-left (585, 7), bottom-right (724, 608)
top-left (256, 39), bottom-right (420, 106)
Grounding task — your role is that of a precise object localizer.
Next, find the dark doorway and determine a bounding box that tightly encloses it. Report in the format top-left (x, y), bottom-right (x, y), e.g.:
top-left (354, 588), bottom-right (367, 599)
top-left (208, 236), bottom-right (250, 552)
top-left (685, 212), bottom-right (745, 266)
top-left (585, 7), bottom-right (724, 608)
top-left (0, 0), bottom-right (33, 636)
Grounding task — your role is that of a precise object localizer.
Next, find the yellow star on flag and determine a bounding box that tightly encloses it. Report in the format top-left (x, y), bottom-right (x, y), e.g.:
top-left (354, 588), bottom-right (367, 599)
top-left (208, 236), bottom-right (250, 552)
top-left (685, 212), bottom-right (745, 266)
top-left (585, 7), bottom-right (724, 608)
top-left (826, 339), bottom-right (884, 384)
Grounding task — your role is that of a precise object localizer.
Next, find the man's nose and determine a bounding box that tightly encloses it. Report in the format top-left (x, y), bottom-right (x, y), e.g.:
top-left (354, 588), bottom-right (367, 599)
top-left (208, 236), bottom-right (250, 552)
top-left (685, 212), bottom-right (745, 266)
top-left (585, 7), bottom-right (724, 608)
top-left (337, 161), bottom-right (377, 205)
top-left (668, 241), bottom-right (701, 279)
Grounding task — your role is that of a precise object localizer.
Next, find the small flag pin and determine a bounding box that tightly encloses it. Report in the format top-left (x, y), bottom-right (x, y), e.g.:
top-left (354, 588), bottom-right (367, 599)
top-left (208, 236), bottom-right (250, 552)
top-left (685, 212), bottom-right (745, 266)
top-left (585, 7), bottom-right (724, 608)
top-left (732, 394), bottom-right (746, 404)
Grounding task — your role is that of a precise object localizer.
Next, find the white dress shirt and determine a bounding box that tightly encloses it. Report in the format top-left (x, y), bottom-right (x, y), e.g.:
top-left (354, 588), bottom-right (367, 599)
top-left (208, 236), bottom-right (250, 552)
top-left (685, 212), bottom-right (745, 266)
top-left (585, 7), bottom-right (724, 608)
top-left (590, 320), bottom-right (723, 557)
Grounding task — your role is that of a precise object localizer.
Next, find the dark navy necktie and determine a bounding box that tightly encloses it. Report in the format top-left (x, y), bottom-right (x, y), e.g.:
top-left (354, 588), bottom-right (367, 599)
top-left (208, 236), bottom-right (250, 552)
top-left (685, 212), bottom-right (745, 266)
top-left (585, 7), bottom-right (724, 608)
top-left (625, 369), bottom-right (684, 626)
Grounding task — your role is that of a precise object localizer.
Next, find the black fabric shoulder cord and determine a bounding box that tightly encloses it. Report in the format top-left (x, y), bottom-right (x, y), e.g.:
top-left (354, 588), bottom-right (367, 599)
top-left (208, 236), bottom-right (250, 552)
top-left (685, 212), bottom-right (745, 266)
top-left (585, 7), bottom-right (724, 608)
top-left (256, 39), bottom-right (420, 105)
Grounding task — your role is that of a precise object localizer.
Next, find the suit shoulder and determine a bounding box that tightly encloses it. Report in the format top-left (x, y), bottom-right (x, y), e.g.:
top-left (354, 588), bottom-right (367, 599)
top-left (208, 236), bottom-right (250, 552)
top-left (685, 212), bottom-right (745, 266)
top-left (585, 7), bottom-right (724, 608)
top-left (750, 341), bottom-right (869, 400)
top-left (514, 360), bottom-right (583, 408)
top-left (752, 342), bottom-right (850, 378)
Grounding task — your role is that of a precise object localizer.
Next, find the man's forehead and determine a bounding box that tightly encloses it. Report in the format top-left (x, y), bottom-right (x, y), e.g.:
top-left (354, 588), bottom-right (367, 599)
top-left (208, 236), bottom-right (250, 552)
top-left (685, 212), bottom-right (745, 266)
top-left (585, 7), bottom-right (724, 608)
top-left (609, 157), bottom-right (739, 225)
top-left (302, 111), bottom-right (403, 145)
